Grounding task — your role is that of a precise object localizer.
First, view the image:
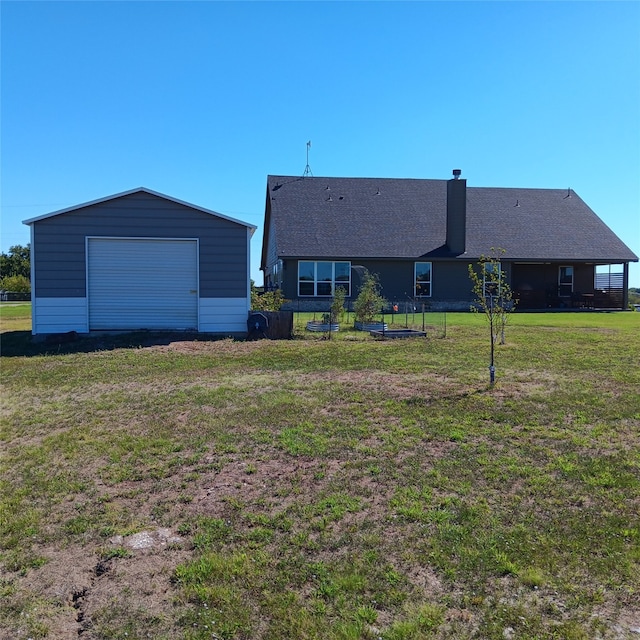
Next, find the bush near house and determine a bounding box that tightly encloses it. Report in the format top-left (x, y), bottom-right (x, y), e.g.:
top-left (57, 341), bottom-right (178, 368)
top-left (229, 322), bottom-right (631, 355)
top-left (251, 280), bottom-right (288, 312)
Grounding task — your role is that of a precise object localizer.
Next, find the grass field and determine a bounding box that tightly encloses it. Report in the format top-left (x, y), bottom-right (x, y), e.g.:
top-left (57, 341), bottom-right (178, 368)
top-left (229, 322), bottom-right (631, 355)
top-left (0, 302), bottom-right (31, 333)
top-left (1, 307), bottom-right (639, 639)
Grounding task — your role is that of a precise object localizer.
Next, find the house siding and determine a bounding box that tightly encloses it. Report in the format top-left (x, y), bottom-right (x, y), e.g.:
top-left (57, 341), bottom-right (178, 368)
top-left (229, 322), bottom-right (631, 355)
top-left (32, 191), bottom-right (248, 299)
top-left (265, 203), bottom-right (279, 269)
top-left (432, 261), bottom-right (471, 302)
top-left (263, 218), bottom-right (280, 286)
top-left (280, 258), bottom-right (480, 310)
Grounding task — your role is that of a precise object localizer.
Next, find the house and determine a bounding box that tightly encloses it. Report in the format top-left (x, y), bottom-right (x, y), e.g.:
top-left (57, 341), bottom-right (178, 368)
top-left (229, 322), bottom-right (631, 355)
top-left (261, 171), bottom-right (638, 311)
top-left (24, 188), bottom-right (256, 336)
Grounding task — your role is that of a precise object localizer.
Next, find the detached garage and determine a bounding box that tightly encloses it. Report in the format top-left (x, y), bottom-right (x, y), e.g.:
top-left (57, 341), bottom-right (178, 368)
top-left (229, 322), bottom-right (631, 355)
top-left (24, 188), bottom-right (256, 336)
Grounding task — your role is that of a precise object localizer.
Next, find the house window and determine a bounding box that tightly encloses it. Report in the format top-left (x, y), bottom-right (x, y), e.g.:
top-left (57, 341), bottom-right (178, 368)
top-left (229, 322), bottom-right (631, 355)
top-left (414, 262), bottom-right (432, 297)
top-left (298, 261), bottom-right (351, 297)
top-left (267, 259), bottom-right (283, 290)
top-left (275, 260), bottom-right (283, 288)
top-left (558, 266), bottom-right (573, 296)
top-left (483, 262), bottom-right (502, 297)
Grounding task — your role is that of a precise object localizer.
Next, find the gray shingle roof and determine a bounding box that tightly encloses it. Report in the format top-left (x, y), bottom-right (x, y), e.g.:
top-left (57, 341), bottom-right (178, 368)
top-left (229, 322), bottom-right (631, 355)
top-left (265, 175), bottom-right (637, 262)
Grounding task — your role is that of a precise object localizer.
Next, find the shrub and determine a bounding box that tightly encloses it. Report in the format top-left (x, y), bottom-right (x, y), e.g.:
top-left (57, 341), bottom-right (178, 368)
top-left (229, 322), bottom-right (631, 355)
top-left (353, 271), bottom-right (386, 323)
top-left (250, 281), bottom-right (288, 311)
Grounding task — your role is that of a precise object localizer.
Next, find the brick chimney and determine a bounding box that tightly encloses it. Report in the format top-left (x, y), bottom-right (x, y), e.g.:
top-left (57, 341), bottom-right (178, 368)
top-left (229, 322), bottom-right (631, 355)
top-left (446, 169), bottom-right (467, 255)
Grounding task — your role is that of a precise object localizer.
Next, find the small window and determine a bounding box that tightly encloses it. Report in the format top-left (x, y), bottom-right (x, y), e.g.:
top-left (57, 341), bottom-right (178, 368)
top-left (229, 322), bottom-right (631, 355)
top-left (414, 262), bottom-right (432, 297)
top-left (559, 266), bottom-right (573, 296)
top-left (269, 259), bottom-right (283, 289)
top-left (483, 262), bottom-right (502, 297)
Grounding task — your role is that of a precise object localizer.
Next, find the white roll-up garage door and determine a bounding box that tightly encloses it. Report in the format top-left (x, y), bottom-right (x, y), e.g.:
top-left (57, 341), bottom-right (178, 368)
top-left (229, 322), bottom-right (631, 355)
top-left (88, 238), bottom-right (198, 330)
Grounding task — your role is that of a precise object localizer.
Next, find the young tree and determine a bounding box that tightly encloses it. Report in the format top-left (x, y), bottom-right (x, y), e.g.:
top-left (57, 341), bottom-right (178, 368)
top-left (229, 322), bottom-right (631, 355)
top-left (353, 270), bottom-right (387, 324)
top-left (468, 249), bottom-right (517, 384)
top-left (330, 286), bottom-right (347, 324)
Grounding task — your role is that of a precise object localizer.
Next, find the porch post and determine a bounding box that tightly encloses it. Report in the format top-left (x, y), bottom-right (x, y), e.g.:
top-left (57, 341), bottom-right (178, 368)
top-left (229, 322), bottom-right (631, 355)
top-left (622, 263), bottom-right (629, 310)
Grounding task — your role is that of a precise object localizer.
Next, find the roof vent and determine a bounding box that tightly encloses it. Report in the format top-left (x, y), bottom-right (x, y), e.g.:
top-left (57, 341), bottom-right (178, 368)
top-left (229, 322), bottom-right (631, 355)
top-left (452, 169), bottom-right (462, 179)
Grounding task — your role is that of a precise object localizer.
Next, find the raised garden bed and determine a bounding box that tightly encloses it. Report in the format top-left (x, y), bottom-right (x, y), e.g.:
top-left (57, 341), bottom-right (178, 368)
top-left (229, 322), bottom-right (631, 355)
top-left (306, 321), bottom-right (339, 332)
top-left (369, 328), bottom-right (426, 339)
top-left (354, 321), bottom-right (388, 332)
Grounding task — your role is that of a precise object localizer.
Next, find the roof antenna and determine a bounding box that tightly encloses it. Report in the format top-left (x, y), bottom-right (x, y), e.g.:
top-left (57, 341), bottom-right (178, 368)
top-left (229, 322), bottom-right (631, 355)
top-left (303, 140), bottom-right (313, 177)
top-left (563, 188), bottom-right (571, 199)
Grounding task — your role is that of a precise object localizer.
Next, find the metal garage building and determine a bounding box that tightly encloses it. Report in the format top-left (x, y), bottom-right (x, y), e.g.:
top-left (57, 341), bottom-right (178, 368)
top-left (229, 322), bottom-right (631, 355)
top-left (24, 188), bottom-right (256, 336)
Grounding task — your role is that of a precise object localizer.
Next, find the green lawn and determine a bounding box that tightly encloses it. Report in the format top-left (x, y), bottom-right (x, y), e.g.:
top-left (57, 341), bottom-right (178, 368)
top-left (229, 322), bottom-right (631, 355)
top-left (0, 302), bottom-right (31, 333)
top-left (1, 309), bottom-right (639, 639)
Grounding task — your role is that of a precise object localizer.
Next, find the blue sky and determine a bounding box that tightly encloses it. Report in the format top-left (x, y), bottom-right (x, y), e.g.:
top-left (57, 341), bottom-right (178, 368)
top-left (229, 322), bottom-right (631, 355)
top-left (2, 1), bottom-right (639, 286)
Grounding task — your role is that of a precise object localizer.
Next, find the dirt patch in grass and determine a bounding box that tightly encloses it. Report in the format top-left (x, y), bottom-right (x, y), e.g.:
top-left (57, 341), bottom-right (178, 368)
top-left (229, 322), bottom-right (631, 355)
top-left (193, 455), bottom-right (346, 516)
top-left (303, 369), bottom-right (465, 400)
top-left (14, 536), bottom-right (191, 639)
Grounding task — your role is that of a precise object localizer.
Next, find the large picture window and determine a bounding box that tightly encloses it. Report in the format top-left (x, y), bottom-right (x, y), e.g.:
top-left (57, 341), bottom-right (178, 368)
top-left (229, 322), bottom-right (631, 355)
top-left (298, 261), bottom-right (351, 297)
top-left (414, 262), bottom-right (432, 297)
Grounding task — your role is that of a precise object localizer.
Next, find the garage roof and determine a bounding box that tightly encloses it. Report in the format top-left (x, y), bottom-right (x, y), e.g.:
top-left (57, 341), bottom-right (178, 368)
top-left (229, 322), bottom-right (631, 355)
top-left (23, 187), bottom-right (257, 235)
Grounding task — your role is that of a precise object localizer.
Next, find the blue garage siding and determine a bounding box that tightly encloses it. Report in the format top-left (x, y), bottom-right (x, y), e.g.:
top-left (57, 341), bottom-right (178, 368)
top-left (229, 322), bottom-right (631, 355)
top-left (32, 191), bottom-right (249, 298)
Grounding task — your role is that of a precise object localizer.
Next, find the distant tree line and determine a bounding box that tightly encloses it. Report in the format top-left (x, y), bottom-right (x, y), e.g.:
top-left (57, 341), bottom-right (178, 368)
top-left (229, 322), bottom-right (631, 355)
top-left (0, 244), bottom-right (31, 292)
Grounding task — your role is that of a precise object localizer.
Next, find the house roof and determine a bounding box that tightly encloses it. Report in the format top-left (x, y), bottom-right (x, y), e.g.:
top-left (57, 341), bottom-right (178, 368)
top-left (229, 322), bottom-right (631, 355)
top-left (23, 187), bottom-right (257, 235)
top-left (264, 175), bottom-right (638, 264)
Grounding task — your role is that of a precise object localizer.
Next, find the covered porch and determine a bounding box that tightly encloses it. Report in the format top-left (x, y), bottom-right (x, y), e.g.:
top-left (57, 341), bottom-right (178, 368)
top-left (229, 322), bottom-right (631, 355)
top-left (511, 262), bottom-right (630, 310)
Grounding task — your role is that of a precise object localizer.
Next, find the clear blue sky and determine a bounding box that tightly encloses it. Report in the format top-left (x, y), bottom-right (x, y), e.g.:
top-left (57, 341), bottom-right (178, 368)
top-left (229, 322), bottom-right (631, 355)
top-left (2, 1), bottom-right (639, 286)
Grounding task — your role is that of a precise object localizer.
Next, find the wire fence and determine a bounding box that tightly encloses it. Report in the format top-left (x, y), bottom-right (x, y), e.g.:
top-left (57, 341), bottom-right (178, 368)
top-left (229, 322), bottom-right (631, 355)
top-left (0, 291), bottom-right (31, 302)
top-left (292, 300), bottom-right (447, 338)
